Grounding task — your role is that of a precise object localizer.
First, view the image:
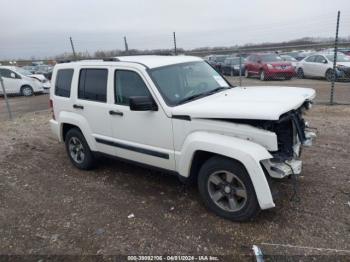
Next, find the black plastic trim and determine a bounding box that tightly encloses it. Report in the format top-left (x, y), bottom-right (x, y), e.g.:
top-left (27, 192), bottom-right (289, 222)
top-left (95, 138), bottom-right (169, 159)
top-left (172, 115), bottom-right (191, 121)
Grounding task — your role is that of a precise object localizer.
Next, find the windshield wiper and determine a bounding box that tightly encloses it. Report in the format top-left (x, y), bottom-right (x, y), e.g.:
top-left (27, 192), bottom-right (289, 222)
top-left (178, 86), bottom-right (231, 105)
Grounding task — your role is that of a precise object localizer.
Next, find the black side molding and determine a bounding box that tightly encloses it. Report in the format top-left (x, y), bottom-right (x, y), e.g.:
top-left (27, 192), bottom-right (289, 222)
top-left (172, 115), bottom-right (191, 121)
top-left (95, 138), bottom-right (169, 159)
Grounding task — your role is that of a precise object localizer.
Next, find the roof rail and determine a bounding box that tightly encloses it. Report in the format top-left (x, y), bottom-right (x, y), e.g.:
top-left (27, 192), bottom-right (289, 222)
top-left (57, 60), bottom-right (72, 64)
top-left (102, 57), bottom-right (120, 62)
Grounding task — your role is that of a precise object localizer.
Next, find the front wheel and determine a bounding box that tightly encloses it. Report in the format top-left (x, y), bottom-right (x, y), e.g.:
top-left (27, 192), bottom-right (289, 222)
top-left (65, 128), bottom-right (95, 170)
top-left (259, 70), bottom-right (266, 81)
top-left (197, 156), bottom-right (260, 222)
top-left (21, 86), bottom-right (34, 96)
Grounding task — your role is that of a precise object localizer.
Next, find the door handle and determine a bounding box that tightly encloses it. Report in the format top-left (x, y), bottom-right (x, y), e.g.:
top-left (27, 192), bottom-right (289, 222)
top-left (73, 104), bottom-right (84, 110)
top-left (109, 110), bottom-right (123, 116)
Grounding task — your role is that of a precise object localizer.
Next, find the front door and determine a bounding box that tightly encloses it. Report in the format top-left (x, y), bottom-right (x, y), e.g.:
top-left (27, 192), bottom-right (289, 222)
top-left (109, 68), bottom-right (175, 171)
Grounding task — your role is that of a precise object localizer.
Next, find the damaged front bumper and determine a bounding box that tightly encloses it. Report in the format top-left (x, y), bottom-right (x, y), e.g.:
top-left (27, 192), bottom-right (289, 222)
top-left (262, 130), bottom-right (316, 179)
top-left (261, 158), bottom-right (302, 179)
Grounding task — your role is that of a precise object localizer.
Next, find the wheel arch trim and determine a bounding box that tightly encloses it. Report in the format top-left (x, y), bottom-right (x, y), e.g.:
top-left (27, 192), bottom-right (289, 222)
top-left (57, 112), bottom-right (96, 151)
top-left (177, 131), bottom-right (275, 210)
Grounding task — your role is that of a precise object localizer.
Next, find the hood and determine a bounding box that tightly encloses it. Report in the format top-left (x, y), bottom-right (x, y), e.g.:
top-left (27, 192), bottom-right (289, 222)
top-left (171, 87), bottom-right (315, 121)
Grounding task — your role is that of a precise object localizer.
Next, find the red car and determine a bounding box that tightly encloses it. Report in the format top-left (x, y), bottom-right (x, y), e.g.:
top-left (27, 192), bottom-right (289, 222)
top-left (244, 53), bottom-right (295, 80)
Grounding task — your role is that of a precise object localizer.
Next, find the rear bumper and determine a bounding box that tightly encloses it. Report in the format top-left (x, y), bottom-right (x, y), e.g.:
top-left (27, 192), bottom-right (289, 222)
top-left (50, 119), bottom-right (61, 142)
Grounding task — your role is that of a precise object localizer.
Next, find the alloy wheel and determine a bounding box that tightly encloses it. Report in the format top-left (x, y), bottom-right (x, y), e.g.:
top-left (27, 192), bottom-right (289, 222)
top-left (68, 137), bottom-right (85, 164)
top-left (207, 170), bottom-right (247, 212)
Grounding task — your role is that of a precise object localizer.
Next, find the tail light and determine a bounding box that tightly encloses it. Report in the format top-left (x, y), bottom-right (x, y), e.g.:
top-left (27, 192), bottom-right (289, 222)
top-left (49, 99), bottom-right (55, 120)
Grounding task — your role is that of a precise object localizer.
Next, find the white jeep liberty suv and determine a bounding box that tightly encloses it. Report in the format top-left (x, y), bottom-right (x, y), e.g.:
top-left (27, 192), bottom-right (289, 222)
top-left (50, 55), bottom-right (316, 221)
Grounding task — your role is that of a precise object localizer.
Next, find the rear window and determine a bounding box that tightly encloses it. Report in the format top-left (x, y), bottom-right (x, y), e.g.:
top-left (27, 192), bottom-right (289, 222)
top-left (55, 69), bottom-right (74, 98)
top-left (78, 69), bottom-right (108, 102)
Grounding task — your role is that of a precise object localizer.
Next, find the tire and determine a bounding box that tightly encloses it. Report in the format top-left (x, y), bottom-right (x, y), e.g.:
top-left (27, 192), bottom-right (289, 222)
top-left (20, 85), bottom-right (34, 96)
top-left (259, 70), bottom-right (266, 81)
top-left (65, 128), bottom-right (95, 170)
top-left (326, 69), bottom-right (336, 82)
top-left (297, 68), bottom-right (304, 79)
top-left (197, 156), bottom-right (260, 222)
top-left (285, 76), bottom-right (292, 80)
top-left (244, 69), bottom-right (250, 78)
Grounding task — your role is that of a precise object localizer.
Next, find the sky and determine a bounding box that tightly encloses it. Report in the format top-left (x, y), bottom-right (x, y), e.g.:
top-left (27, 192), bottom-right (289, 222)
top-left (0, 0), bottom-right (350, 59)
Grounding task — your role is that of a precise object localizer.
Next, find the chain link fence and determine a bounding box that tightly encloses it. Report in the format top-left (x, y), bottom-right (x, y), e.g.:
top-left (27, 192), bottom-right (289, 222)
top-left (1, 11), bottom-right (349, 120)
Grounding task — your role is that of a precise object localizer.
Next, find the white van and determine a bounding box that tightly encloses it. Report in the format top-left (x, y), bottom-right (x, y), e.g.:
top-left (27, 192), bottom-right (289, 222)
top-left (0, 66), bottom-right (45, 96)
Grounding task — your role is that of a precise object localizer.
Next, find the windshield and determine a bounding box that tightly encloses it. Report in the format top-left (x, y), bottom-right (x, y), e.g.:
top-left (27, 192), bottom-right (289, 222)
top-left (260, 54), bottom-right (283, 62)
top-left (326, 54), bottom-right (350, 62)
top-left (15, 67), bottom-right (31, 76)
top-left (150, 61), bottom-right (230, 106)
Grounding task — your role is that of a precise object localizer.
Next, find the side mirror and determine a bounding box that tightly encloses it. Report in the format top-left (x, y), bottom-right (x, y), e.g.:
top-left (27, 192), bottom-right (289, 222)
top-left (323, 60), bottom-right (328, 64)
top-left (129, 96), bottom-right (158, 111)
top-left (10, 72), bottom-right (16, 78)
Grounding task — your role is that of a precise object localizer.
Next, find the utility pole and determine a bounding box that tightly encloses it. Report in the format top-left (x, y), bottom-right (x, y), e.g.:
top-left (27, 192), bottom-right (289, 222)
top-left (124, 36), bottom-right (129, 54)
top-left (69, 36), bottom-right (77, 60)
top-left (173, 32), bottom-right (177, 55)
top-left (330, 11), bottom-right (340, 105)
top-left (0, 72), bottom-right (13, 120)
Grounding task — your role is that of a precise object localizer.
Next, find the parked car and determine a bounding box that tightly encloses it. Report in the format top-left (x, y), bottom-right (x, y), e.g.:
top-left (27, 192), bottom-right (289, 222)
top-left (211, 55), bottom-right (228, 72)
top-left (296, 53), bottom-right (350, 81)
top-left (280, 54), bottom-right (298, 70)
top-left (17, 67), bottom-right (51, 91)
top-left (50, 55), bottom-right (316, 221)
top-left (221, 57), bottom-right (246, 76)
top-left (245, 53), bottom-right (295, 80)
top-left (0, 66), bottom-right (45, 96)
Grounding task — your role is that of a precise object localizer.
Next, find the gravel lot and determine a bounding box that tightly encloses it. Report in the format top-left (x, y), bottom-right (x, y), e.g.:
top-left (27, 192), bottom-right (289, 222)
top-left (0, 104), bottom-right (349, 260)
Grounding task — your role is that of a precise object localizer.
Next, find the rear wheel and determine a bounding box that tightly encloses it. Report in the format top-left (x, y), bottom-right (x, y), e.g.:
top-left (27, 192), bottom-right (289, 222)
top-left (197, 156), bottom-right (260, 222)
top-left (21, 85), bottom-right (33, 96)
top-left (244, 69), bottom-right (250, 78)
top-left (326, 69), bottom-right (336, 82)
top-left (65, 128), bottom-right (95, 170)
top-left (297, 68), bottom-right (304, 79)
top-left (259, 70), bottom-right (266, 81)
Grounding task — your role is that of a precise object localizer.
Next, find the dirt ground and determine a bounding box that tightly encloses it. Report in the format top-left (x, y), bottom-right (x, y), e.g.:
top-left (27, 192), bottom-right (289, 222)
top-left (0, 105), bottom-right (349, 261)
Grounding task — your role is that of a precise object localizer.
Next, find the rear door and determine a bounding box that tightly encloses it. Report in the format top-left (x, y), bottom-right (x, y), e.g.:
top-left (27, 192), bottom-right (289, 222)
top-left (74, 66), bottom-right (116, 156)
top-left (303, 56), bottom-right (316, 76)
top-left (314, 55), bottom-right (329, 77)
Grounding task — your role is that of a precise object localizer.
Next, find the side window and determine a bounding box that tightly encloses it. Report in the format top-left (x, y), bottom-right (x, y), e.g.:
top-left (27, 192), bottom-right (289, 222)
top-left (305, 56), bottom-right (316, 62)
top-left (0, 69), bottom-right (13, 78)
top-left (78, 69), bottom-right (108, 102)
top-left (114, 70), bottom-right (151, 106)
top-left (315, 55), bottom-right (327, 63)
top-left (55, 69), bottom-right (74, 98)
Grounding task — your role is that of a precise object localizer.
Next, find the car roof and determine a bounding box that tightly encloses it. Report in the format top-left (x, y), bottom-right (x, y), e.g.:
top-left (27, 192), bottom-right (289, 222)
top-left (116, 55), bottom-right (203, 68)
top-left (56, 55), bottom-right (203, 69)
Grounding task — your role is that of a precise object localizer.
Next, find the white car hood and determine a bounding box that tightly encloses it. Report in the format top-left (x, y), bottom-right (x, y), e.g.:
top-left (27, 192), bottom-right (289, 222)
top-left (171, 87), bottom-right (315, 121)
